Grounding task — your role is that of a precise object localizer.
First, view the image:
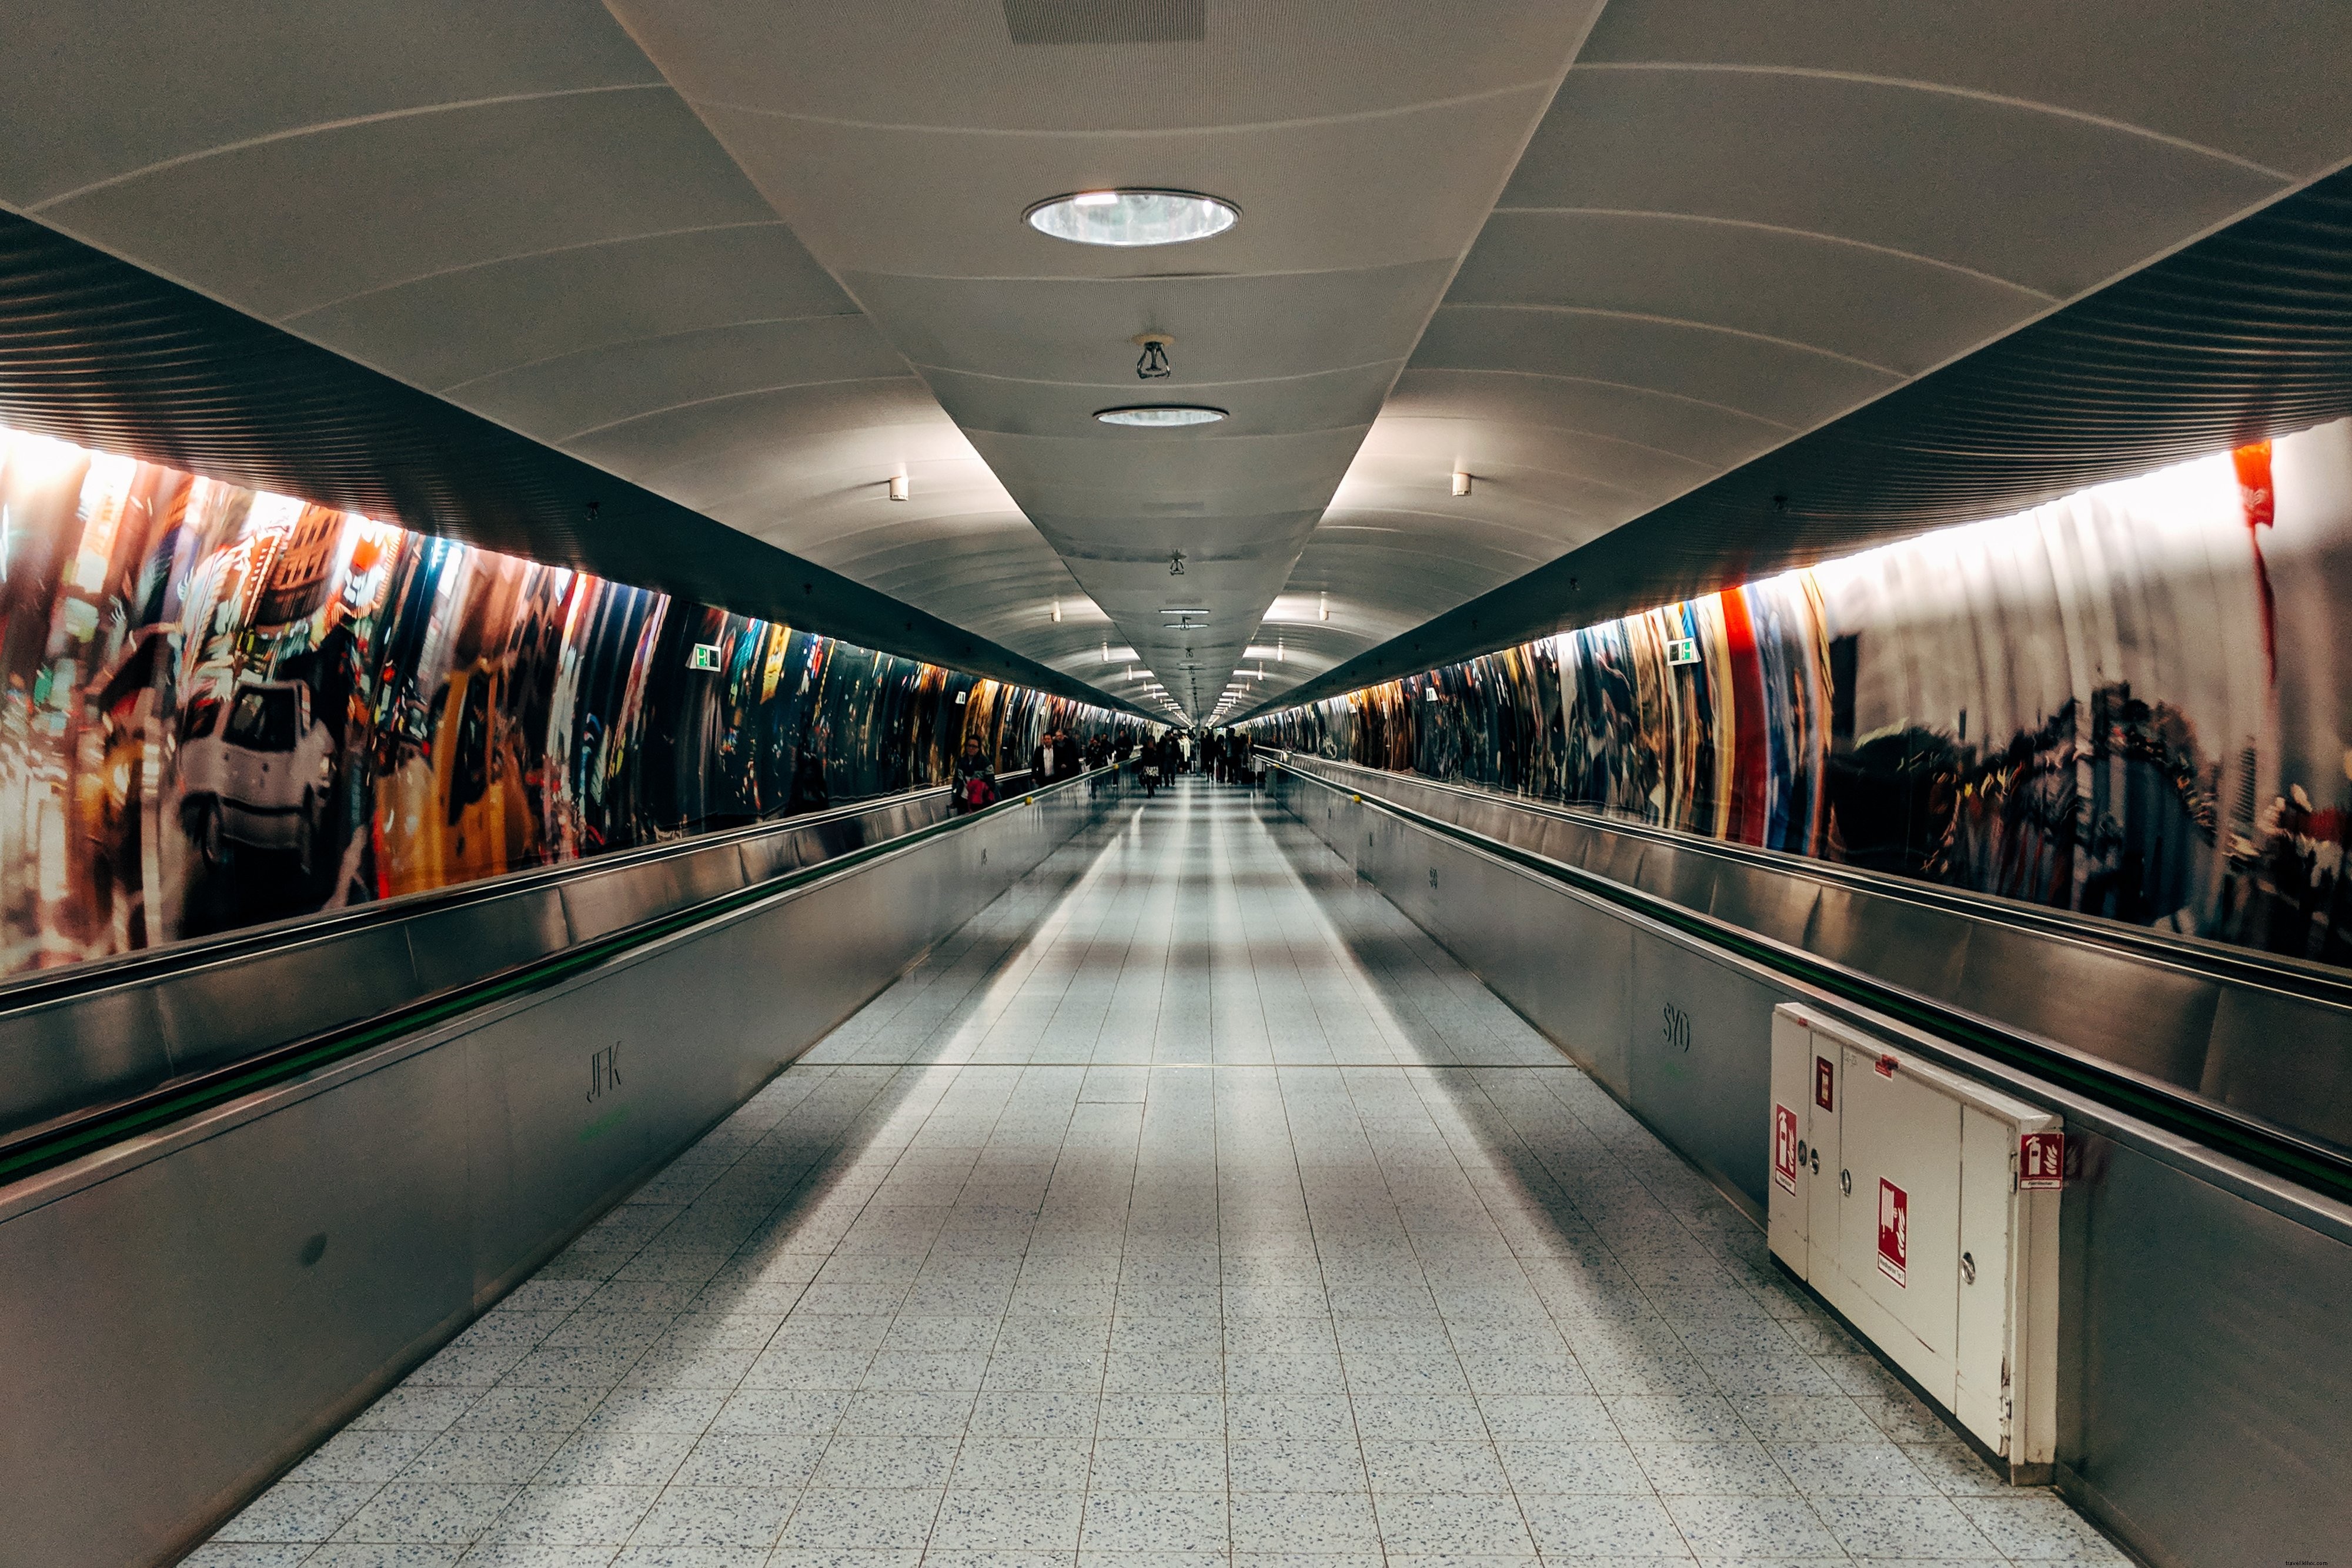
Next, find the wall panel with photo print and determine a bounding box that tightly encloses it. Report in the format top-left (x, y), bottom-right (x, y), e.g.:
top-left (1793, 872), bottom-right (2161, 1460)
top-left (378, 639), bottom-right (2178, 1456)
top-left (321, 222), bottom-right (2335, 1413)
top-left (0, 423), bottom-right (1147, 980)
top-left (1248, 418), bottom-right (2352, 965)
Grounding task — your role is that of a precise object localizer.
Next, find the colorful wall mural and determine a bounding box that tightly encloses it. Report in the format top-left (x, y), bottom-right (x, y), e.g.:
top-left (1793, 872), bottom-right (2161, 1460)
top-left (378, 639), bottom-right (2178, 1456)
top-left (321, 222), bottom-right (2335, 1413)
top-left (1248, 416), bottom-right (2352, 965)
top-left (0, 421), bottom-right (1147, 981)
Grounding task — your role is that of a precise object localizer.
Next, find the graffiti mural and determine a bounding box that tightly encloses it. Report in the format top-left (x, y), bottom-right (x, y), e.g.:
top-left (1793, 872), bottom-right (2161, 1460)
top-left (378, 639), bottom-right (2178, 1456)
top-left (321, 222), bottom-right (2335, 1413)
top-left (1248, 416), bottom-right (2352, 964)
top-left (0, 422), bottom-right (1147, 980)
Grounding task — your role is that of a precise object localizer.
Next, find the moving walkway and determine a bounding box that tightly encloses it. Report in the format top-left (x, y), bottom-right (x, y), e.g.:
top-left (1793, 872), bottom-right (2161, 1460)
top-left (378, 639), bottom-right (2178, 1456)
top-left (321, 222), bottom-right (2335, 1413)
top-left (1268, 754), bottom-right (2352, 1568)
top-left (0, 766), bottom-right (1110, 1568)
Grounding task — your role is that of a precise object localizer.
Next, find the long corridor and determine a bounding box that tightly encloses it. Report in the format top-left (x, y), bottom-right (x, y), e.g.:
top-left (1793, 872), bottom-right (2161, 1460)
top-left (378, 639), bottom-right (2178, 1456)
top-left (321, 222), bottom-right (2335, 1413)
top-left (197, 781), bottom-right (2121, 1567)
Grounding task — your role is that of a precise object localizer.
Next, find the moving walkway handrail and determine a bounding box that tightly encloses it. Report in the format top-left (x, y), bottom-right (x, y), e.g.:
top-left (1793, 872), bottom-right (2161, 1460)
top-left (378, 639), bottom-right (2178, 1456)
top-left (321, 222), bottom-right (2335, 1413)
top-left (0, 767), bottom-right (1090, 1190)
top-left (1271, 757), bottom-right (2352, 1209)
top-left (0, 774), bottom-right (1018, 1021)
top-left (1284, 754), bottom-right (2352, 1011)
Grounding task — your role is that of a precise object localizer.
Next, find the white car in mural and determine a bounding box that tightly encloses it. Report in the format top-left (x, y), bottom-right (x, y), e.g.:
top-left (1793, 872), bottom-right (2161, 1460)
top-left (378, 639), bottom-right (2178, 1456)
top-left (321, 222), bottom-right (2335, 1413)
top-left (178, 679), bottom-right (335, 870)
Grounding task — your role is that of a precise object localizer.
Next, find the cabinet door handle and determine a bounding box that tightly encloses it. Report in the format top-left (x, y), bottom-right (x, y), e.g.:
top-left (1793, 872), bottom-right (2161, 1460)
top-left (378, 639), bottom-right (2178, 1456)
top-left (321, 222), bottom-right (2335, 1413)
top-left (1840, 1168), bottom-right (1852, 1196)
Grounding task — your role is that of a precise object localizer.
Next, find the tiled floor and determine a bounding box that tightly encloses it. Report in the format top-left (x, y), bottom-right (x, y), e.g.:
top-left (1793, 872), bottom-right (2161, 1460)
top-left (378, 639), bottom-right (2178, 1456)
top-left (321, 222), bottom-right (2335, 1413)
top-left (195, 780), bottom-right (2126, 1567)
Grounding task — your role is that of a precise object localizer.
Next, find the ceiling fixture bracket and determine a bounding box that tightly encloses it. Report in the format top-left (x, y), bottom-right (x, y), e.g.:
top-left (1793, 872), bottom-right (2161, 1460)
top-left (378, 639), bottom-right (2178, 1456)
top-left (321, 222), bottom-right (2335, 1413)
top-left (1132, 333), bottom-right (1174, 380)
top-left (1168, 549), bottom-right (1185, 576)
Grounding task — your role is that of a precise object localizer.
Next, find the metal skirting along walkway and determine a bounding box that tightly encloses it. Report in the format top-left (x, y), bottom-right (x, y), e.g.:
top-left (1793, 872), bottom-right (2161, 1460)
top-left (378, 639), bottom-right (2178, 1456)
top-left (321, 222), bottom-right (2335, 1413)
top-left (189, 779), bottom-right (2122, 1566)
top-left (0, 773), bottom-right (1108, 1568)
top-left (1263, 760), bottom-right (2352, 1568)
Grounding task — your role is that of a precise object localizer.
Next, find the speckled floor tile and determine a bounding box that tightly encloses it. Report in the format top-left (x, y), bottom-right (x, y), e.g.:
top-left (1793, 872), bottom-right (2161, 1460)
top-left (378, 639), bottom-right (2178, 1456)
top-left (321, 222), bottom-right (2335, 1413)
top-left (195, 791), bottom-right (2121, 1567)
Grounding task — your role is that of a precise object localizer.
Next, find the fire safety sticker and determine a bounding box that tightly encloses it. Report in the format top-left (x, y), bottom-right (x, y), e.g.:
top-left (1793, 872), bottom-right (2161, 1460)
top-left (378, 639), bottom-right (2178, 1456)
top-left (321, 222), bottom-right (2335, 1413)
top-left (1877, 1178), bottom-right (1908, 1287)
top-left (1814, 1055), bottom-right (1834, 1111)
top-left (1772, 1104), bottom-right (1799, 1194)
top-left (2019, 1130), bottom-right (2065, 1189)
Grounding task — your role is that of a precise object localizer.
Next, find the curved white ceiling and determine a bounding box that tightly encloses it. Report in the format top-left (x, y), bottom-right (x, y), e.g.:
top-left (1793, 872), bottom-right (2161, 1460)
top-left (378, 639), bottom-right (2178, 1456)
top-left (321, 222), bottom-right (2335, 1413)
top-left (2, 1), bottom-right (2349, 722)
top-left (1245, 0), bottom-right (2352, 711)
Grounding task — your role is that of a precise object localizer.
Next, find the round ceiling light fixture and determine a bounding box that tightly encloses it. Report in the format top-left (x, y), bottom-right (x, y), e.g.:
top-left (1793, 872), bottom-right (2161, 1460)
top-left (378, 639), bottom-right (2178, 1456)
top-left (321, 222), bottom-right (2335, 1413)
top-left (1025, 189), bottom-right (1238, 248)
top-left (1095, 405), bottom-right (1227, 427)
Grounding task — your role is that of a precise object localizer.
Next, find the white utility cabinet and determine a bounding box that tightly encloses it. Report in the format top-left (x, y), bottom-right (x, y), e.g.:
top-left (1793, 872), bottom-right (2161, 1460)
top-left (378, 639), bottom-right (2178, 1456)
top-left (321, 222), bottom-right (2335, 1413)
top-left (1768, 1003), bottom-right (2063, 1480)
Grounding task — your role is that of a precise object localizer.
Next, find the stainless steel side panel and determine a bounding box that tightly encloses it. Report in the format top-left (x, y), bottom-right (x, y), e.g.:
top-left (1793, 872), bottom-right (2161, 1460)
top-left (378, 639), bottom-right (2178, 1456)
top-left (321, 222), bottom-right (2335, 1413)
top-left (0, 785), bottom-right (971, 1143)
top-left (557, 838), bottom-right (751, 945)
top-left (1271, 767), bottom-right (2352, 1568)
top-left (1806, 881), bottom-right (1973, 998)
top-left (2059, 1130), bottom-right (2352, 1568)
top-left (0, 982), bottom-right (175, 1135)
top-left (0, 1042), bottom-right (474, 1568)
top-left (1623, 936), bottom-right (1779, 1211)
top-left (2198, 982), bottom-right (2352, 1153)
top-left (1705, 858), bottom-right (1823, 950)
top-left (1952, 922), bottom-right (2218, 1089)
top-left (0, 785), bottom-right (1102, 1568)
top-left (1286, 757), bottom-right (2352, 1162)
top-left (155, 925), bottom-right (425, 1076)
top-left (1336, 778), bottom-right (1636, 1103)
top-left (404, 885), bottom-right (573, 993)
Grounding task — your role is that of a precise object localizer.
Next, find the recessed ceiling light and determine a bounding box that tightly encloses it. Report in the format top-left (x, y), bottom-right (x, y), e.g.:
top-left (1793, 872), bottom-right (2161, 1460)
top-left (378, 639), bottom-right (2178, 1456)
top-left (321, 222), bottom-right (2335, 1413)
top-left (1096, 406), bottom-right (1225, 427)
top-left (1027, 189), bottom-right (1238, 248)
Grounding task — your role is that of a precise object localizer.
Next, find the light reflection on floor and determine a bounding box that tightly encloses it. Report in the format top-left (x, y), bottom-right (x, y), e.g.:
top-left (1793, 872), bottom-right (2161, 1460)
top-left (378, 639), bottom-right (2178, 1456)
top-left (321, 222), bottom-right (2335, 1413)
top-left (195, 780), bottom-right (2122, 1566)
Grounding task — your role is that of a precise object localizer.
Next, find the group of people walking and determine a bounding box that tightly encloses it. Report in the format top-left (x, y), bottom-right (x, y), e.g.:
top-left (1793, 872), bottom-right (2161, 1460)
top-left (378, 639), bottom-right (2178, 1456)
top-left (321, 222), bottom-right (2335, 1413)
top-left (1135, 728), bottom-right (1263, 798)
top-left (950, 724), bottom-right (1267, 814)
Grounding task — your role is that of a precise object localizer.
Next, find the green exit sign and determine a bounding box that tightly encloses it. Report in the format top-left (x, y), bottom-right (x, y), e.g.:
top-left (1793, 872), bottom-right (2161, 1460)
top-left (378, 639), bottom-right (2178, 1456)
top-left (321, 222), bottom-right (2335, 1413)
top-left (688, 643), bottom-right (723, 671)
top-left (1666, 637), bottom-right (1700, 667)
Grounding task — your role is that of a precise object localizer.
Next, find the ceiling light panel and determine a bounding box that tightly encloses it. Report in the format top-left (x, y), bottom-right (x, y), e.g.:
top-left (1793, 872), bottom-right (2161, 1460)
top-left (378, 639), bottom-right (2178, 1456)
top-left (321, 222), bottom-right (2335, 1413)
top-left (1096, 406), bottom-right (1227, 427)
top-left (605, 1), bottom-right (1606, 715)
top-left (1026, 189), bottom-right (1239, 248)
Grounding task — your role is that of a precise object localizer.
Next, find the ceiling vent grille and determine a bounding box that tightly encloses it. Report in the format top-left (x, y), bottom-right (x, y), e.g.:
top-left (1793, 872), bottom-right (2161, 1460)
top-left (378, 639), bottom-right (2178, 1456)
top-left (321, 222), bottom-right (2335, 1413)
top-left (1003, 0), bottom-right (1204, 45)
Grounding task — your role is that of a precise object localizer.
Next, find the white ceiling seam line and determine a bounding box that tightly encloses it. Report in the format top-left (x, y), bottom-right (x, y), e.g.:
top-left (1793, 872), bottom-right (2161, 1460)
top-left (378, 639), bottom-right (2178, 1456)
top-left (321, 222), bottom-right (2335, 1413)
top-left (703, 479), bottom-right (1027, 524)
top-left (1399, 367), bottom-right (1806, 433)
top-left (1415, 155), bottom-right (2352, 597)
top-left (1325, 500), bottom-right (1637, 537)
top-left (673, 78), bottom-right (1565, 139)
top-left (1436, 304), bottom-right (1909, 377)
top-left (281, 222), bottom-right (796, 324)
top-left (1570, 61), bottom-right (2295, 180)
top-left (603, 1), bottom-right (1611, 717)
top-left (1123, 12), bottom-right (1603, 721)
top-left (756, 501), bottom-right (1037, 534)
top-left (963, 425), bottom-right (1382, 446)
top-left (1241, 162), bottom-right (2352, 727)
top-left (437, 311), bottom-right (877, 394)
top-left (908, 357), bottom-right (1410, 392)
top-left (1313, 525), bottom-right (1545, 554)
top-left (1354, 416), bottom-right (1729, 474)
top-left (847, 260), bottom-right (1465, 285)
top-left (1475, 207), bottom-right (2062, 300)
top-left (25, 84), bottom-right (677, 213)
top-left (780, 518), bottom-right (1055, 556)
top-left (553, 375), bottom-right (932, 443)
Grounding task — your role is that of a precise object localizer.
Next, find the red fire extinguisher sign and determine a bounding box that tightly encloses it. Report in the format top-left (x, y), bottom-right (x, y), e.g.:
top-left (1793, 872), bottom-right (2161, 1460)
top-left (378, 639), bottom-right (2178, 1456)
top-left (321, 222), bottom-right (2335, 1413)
top-left (1876, 1178), bottom-right (1908, 1288)
top-left (1772, 1105), bottom-right (1799, 1195)
top-left (2019, 1130), bottom-right (2064, 1189)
